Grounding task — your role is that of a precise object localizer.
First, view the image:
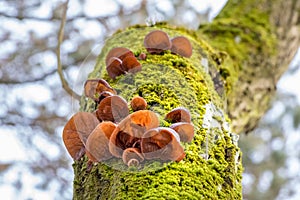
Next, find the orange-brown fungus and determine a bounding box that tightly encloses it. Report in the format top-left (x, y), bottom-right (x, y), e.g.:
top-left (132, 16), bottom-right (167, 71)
top-left (144, 30), bottom-right (171, 54)
top-left (170, 36), bottom-right (193, 58)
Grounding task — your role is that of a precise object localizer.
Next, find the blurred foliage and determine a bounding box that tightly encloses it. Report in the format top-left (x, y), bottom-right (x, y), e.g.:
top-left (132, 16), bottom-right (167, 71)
top-left (240, 79), bottom-right (300, 199)
top-left (0, 0), bottom-right (299, 199)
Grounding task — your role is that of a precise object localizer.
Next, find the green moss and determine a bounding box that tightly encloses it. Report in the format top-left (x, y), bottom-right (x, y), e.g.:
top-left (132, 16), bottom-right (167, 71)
top-left (198, 1), bottom-right (277, 96)
top-left (74, 23), bottom-right (242, 199)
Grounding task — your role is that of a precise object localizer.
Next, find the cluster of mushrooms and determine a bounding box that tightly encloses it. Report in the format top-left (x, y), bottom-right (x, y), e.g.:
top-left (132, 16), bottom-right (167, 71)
top-left (63, 78), bottom-right (194, 167)
top-left (62, 30), bottom-right (194, 167)
top-left (105, 30), bottom-right (192, 80)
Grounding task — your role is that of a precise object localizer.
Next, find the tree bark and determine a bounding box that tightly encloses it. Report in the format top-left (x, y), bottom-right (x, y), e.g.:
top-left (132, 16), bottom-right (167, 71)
top-left (72, 0), bottom-right (300, 199)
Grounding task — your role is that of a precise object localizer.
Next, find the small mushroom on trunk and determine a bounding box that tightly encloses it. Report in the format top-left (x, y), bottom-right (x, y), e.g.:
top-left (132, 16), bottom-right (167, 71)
top-left (170, 122), bottom-right (194, 143)
top-left (122, 147), bottom-right (144, 167)
top-left (96, 95), bottom-right (129, 123)
top-left (130, 96), bottom-right (147, 111)
top-left (106, 47), bottom-right (141, 79)
top-left (121, 56), bottom-right (142, 73)
top-left (144, 30), bottom-right (171, 54)
top-left (141, 127), bottom-right (185, 162)
top-left (109, 110), bottom-right (159, 158)
top-left (106, 57), bottom-right (125, 79)
top-left (84, 79), bottom-right (116, 101)
top-left (165, 107), bottom-right (191, 123)
top-left (98, 91), bottom-right (115, 103)
top-left (62, 112), bottom-right (99, 160)
top-left (170, 36), bottom-right (193, 58)
top-left (86, 121), bottom-right (116, 162)
top-left (105, 47), bottom-right (134, 66)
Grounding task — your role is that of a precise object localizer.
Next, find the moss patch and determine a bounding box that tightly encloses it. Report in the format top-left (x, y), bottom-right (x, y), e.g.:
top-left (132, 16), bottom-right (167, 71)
top-left (74, 23), bottom-right (242, 199)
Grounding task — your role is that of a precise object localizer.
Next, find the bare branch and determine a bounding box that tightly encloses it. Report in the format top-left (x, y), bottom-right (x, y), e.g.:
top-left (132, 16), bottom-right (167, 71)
top-left (56, 0), bottom-right (80, 101)
top-left (0, 68), bottom-right (57, 84)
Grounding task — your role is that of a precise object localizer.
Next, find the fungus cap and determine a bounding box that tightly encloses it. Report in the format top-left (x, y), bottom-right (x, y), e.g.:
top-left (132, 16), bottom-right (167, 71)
top-left (96, 95), bottom-right (129, 123)
top-left (122, 147), bottom-right (144, 166)
top-left (86, 121), bottom-right (116, 162)
top-left (141, 127), bottom-right (185, 162)
top-left (170, 36), bottom-right (193, 58)
top-left (170, 122), bottom-right (194, 143)
top-left (62, 112), bottom-right (99, 160)
top-left (109, 110), bottom-right (159, 158)
top-left (165, 107), bottom-right (191, 123)
top-left (144, 30), bottom-right (171, 54)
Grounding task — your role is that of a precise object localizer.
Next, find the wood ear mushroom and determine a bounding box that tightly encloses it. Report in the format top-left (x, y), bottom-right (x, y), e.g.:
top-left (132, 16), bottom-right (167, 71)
top-left (96, 95), bottom-right (129, 123)
top-left (122, 148), bottom-right (144, 167)
top-left (165, 107), bottom-right (191, 123)
top-left (170, 122), bottom-right (194, 143)
top-left (141, 127), bottom-right (185, 162)
top-left (84, 79), bottom-right (117, 102)
top-left (144, 30), bottom-right (171, 54)
top-left (130, 96), bottom-right (147, 111)
top-left (62, 112), bottom-right (99, 160)
top-left (105, 47), bottom-right (141, 79)
top-left (109, 110), bottom-right (159, 158)
top-left (170, 36), bottom-right (193, 58)
top-left (86, 121), bottom-right (116, 162)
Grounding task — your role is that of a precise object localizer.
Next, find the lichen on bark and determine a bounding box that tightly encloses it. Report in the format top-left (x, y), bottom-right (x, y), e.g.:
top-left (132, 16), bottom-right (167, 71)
top-left (73, 23), bottom-right (242, 199)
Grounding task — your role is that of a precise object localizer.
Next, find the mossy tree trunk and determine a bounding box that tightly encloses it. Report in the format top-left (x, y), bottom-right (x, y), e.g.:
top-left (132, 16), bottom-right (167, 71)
top-left (73, 0), bottom-right (300, 199)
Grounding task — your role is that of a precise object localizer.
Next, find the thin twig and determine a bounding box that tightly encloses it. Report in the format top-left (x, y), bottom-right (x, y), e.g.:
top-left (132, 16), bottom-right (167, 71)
top-left (0, 68), bottom-right (58, 84)
top-left (56, 0), bottom-right (80, 100)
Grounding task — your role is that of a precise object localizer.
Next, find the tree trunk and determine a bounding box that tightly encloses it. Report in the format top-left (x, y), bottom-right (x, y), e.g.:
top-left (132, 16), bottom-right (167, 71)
top-left (72, 0), bottom-right (300, 199)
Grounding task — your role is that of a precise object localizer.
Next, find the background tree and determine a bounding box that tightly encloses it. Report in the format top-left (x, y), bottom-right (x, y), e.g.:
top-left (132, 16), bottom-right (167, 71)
top-left (0, 0), bottom-right (299, 199)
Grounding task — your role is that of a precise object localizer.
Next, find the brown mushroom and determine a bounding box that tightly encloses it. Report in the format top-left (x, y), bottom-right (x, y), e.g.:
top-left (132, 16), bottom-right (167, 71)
top-left (170, 122), bottom-right (194, 143)
top-left (130, 96), bottom-right (147, 111)
top-left (122, 147), bottom-right (144, 167)
top-left (84, 79), bottom-right (99, 101)
top-left (95, 79), bottom-right (116, 95)
top-left (141, 127), bottom-right (185, 162)
top-left (98, 91), bottom-right (115, 103)
top-left (144, 30), bottom-right (171, 54)
top-left (62, 112), bottom-right (99, 160)
top-left (105, 47), bottom-right (134, 66)
top-left (138, 52), bottom-right (147, 60)
top-left (96, 95), bottom-right (129, 123)
top-left (109, 110), bottom-right (159, 158)
top-left (121, 56), bottom-right (142, 74)
top-left (170, 36), bottom-right (193, 58)
top-left (86, 121), bottom-right (116, 162)
top-left (165, 107), bottom-right (191, 123)
top-left (106, 57), bottom-right (125, 79)
top-left (84, 79), bottom-right (116, 101)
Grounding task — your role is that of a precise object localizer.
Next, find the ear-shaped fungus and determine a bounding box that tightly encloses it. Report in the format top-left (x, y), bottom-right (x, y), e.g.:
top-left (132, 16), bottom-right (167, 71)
top-left (106, 57), bottom-right (125, 79)
top-left (141, 127), bottom-right (185, 162)
top-left (144, 30), bottom-right (171, 54)
top-left (62, 112), bottom-right (99, 160)
top-left (130, 96), bottom-right (147, 111)
top-left (86, 121), bottom-right (116, 162)
top-left (170, 122), bottom-right (194, 143)
top-left (121, 56), bottom-right (142, 73)
top-left (96, 95), bottom-right (129, 123)
top-left (165, 107), bottom-right (191, 123)
top-left (109, 110), bottom-right (159, 158)
top-left (122, 147), bottom-right (144, 167)
top-left (105, 47), bottom-right (134, 66)
top-left (170, 36), bottom-right (193, 58)
top-left (84, 79), bottom-right (116, 101)
top-left (105, 47), bottom-right (141, 79)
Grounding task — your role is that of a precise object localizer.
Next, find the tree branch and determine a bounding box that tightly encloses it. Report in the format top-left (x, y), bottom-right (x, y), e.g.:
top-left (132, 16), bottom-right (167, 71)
top-left (0, 68), bottom-right (57, 84)
top-left (56, 0), bottom-right (80, 101)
